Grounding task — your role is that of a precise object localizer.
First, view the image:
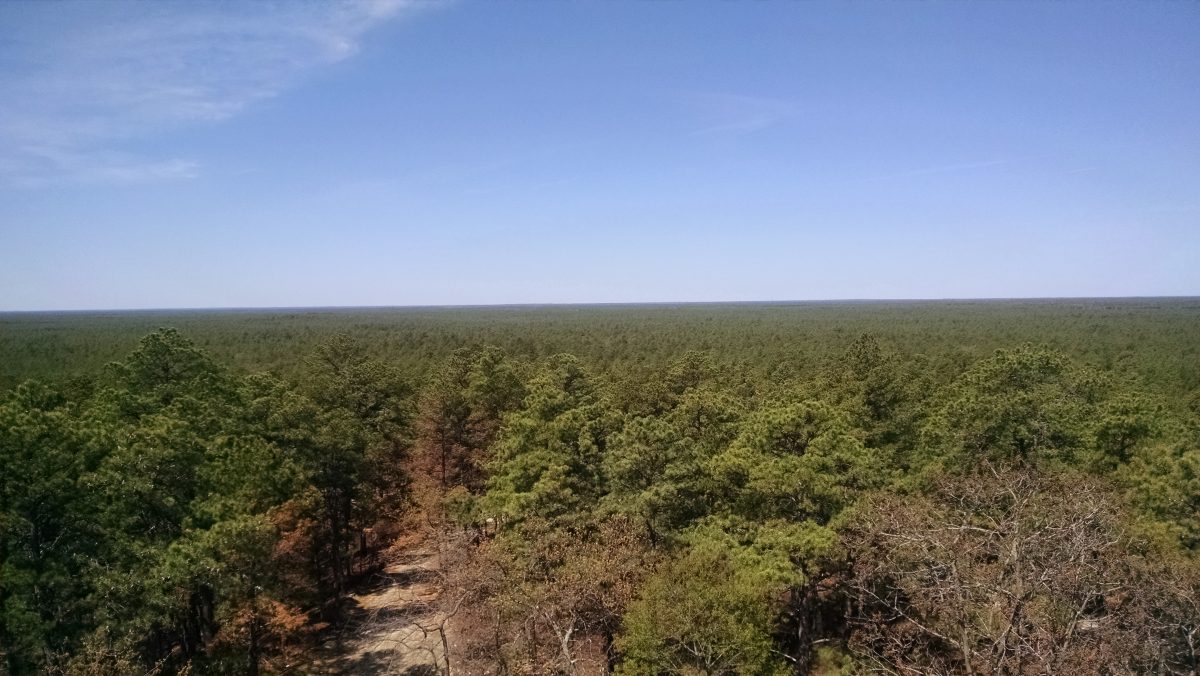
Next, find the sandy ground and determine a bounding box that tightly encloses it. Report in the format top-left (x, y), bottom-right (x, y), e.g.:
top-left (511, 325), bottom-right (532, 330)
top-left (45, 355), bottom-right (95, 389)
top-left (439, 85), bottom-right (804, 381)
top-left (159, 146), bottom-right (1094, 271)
top-left (309, 545), bottom-right (447, 675)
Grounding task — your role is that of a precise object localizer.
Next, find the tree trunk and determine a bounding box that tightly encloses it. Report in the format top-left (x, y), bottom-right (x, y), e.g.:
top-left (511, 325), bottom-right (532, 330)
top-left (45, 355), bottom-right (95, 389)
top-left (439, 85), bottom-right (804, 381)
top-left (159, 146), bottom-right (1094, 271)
top-left (248, 595), bottom-right (261, 676)
top-left (439, 624), bottom-right (452, 675)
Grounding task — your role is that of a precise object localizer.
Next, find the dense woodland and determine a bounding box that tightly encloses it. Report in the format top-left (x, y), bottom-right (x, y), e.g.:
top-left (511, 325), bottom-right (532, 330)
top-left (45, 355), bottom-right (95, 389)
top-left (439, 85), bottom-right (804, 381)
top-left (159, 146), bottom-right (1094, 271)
top-left (1, 300), bottom-right (1198, 674)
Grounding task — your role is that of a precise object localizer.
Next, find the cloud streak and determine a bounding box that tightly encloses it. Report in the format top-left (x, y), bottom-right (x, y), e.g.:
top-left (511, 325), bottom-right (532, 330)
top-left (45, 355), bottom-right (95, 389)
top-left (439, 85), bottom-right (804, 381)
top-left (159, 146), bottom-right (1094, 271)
top-left (687, 92), bottom-right (800, 137)
top-left (0, 0), bottom-right (420, 187)
top-left (853, 159), bottom-right (1010, 184)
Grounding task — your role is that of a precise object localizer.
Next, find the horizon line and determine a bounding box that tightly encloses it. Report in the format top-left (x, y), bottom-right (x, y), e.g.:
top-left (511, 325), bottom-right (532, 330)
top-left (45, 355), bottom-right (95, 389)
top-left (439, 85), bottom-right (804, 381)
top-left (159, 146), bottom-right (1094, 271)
top-left (3, 295), bottom-right (1198, 315)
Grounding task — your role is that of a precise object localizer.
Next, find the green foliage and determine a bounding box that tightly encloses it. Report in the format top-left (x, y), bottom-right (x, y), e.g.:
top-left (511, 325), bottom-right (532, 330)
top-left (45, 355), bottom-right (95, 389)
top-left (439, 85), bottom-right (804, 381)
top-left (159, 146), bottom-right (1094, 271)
top-left (0, 382), bottom-right (94, 671)
top-left (602, 415), bottom-right (711, 539)
top-left (1120, 439), bottom-right (1200, 549)
top-left (922, 345), bottom-right (1098, 465)
top-left (603, 384), bottom-right (747, 540)
top-left (920, 345), bottom-right (1171, 480)
top-left (0, 329), bottom-right (413, 674)
top-left (486, 355), bottom-right (619, 528)
top-left (4, 301), bottom-right (1200, 674)
top-left (825, 333), bottom-right (929, 451)
top-left (707, 401), bottom-right (888, 524)
top-left (617, 536), bottom-right (791, 676)
top-left (417, 346), bottom-right (525, 490)
top-left (1091, 390), bottom-right (1166, 464)
top-left (5, 300), bottom-right (1198, 403)
top-left (442, 485), bottom-right (483, 528)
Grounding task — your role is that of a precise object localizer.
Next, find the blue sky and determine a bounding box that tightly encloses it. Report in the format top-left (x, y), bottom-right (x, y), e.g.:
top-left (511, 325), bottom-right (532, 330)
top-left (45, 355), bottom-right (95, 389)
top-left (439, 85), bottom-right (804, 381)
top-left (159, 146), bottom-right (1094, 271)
top-left (0, 0), bottom-right (1197, 310)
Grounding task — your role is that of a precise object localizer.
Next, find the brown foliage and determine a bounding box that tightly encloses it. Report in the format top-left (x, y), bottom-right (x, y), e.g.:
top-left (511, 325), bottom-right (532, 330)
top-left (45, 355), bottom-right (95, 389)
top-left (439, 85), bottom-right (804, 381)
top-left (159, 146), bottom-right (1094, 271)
top-left (841, 465), bottom-right (1199, 675)
top-left (442, 517), bottom-right (656, 675)
top-left (269, 499), bottom-right (322, 607)
top-left (208, 598), bottom-right (314, 674)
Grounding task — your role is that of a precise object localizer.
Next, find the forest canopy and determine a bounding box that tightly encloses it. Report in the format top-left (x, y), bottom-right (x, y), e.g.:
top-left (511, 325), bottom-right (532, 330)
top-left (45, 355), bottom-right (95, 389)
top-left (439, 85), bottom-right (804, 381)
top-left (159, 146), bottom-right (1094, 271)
top-left (1, 300), bottom-right (1197, 674)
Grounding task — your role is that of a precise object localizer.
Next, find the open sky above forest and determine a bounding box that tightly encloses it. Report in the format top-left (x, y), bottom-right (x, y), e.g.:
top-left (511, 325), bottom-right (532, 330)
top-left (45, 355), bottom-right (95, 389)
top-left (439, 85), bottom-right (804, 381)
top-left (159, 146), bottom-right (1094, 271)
top-left (0, 0), bottom-right (1197, 310)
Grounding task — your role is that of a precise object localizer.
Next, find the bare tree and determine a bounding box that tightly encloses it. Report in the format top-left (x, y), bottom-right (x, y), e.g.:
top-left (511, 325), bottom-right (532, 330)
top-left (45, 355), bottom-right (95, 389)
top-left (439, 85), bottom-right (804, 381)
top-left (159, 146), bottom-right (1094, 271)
top-left (842, 465), bottom-right (1199, 675)
top-left (438, 517), bottom-right (654, 675)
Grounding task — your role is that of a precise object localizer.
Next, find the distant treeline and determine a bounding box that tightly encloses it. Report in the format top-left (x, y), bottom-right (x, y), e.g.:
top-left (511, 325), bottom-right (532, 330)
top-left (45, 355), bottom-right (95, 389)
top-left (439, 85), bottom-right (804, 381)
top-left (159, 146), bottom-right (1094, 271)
top-left (1, 300), bottom-right (1198, 674)
top-left (3, 299), bottom-right (1199, 398)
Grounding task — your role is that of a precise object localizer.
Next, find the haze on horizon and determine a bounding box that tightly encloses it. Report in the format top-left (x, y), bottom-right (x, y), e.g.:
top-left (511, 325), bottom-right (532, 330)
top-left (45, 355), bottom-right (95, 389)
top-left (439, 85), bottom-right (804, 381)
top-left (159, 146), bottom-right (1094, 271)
top-left (1, 0), bottom-right (1197, 311)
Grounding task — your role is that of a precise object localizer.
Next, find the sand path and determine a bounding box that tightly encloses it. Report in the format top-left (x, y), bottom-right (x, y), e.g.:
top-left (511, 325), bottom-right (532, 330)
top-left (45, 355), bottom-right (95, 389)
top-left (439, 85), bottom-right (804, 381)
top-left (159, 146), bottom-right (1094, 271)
top-left (312, 544), bottom-right (447, 675)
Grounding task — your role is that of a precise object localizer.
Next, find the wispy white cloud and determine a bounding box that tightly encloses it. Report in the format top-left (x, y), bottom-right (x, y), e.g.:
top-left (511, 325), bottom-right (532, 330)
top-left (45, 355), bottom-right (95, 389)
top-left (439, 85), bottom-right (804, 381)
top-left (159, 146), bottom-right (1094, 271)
top-left (0, 146), bottom-right (200, 189)
top-left (848, 153), bottom-right (1109, 185)
top-left (853, 159), bottom-right (1010, 183)
top-left (687, 92), bottom-right (800, 137)
top-left (0, 0), bottom-right (422, 187)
